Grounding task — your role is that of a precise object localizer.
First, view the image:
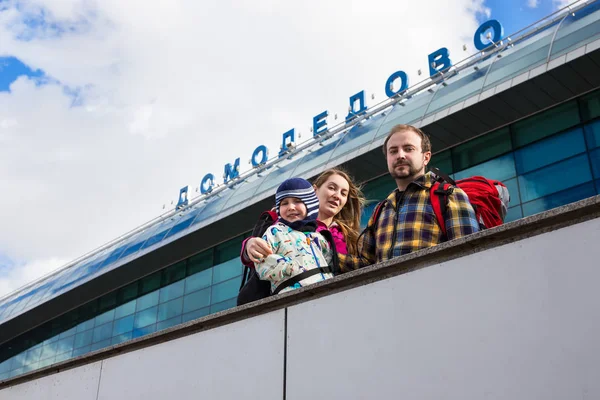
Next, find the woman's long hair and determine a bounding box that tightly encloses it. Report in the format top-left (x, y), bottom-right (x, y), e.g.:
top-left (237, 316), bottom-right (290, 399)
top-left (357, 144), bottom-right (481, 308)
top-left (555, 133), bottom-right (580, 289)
top-left (313, 168), bottom-right (365, 256)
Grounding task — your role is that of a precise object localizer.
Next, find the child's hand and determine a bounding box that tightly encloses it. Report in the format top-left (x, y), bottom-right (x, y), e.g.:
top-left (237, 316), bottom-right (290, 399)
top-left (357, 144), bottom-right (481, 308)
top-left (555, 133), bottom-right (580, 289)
top-left (246, 237), bottom-right (273, 262)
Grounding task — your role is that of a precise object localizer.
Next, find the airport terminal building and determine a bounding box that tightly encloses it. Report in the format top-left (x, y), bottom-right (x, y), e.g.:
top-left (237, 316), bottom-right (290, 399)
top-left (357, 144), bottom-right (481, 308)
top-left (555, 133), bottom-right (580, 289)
top-left (1, 0), bottom-right (600, 387)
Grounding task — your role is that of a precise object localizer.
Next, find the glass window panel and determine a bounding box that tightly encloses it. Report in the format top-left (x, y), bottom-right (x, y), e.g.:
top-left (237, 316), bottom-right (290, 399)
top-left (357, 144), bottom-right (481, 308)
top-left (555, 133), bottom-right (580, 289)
top-left (55, 336), bottom-right (75, 355)
top-left (132, 324), bottom-right (157, 339)
top-left (72, 345), bottom-right (91, 358)
top-left (189, 194), bottom-right (233, 227)
top-left (12, 353), bottom-right (26, 369)
top-left (42, 334), bottom-right (59, 345)
top-left (580, 89), bottom-right (600, 122)
top-left (327, 114), bottom-right (384, 161)
top-left (77, 300), bottom-right (99, 323)
top-left (425, 65), bottom-right (492, 116)
top-left (182, 307), bottom-right (210, 323)
top-left (431, 149), bottom-right (453, 175)
top-left (452, 127), bottom-right (511, 171)
top-left (362, 175), bottom-right (396, 202)
top-left (25, 347), bottom-right (42, 365)
top-left (376, 93), bottom-right (436, 139)
top-left (159, 280), bottom-right (185, 303)
top-left (134, 306), bottom-right (158, 329)
top-left (90, 339), bottom-right (111, 352)
top-left (480, 34), bottom-right (551, 92)
top-left (157, 297), bottom-right (183, 322)
top-left (360, 202), bottom-right (377, 229)
top-left (512, 101), bottom-right (580, 148)
top-left (40, 342), bottom-right (58, 360)
top-left (210, 298), bottom-right (237, 314)
top-left (0, 359), bottom-right (11, 374)
top-left (111, 332), bottom-right (133, 346)
top-left (94, 309), bottom-right (115, 327)
top-left (136, 291), bottom-right (159, 312)
top-left (38, 357), bottom-right (54, 369)
top-left (212, 259), bottom-right (242, 285)
top-left (76, 319), bottom-right (95, 334)
top-left (211, 276), bottom-right (241, 304)
top-left (518, 155), bottom-right (592, 203)
top-left (185, 269), bottom-right (212, 294)
top-left (522, 182), bottom-right (596, 216)
top-left (22, 362), bottom-right (39, 373)
top-left (585, 120), bottom-right (600, 150)
top-left (157, 316), bottom-right (182, 332)
top-left (163, 214), bottom-right (199, 241)
top-left (589, 148), bottom-right (600, 179)
top-left (118, 282), bottom-right (139, 304)
top-left (114, 299), bottom-right (136, 319)
top-left (58, 326), bottom-right (77, 339)
top-left (454, 153), bottom-right (516, 182)
top-left (515, 128), bottom-right (586, 175)
top-left (503, 178), bottom-right (520, 206)
top-left (98, 291), bottom-right (117, 313)
top-left (505, 206), bottom-right (523, 223)
top-left (0, 372), bottom-right (9, 381)
top-left (549, 8), bottom-right (600, 59)
top-left (139, 226), bottom-right (172, 251)
top-left (112, 314), bottom-right (135, 336)
top-left (183, 288), bottom-right (211, 314)
top-left (92, 322), bottom-right (113, 343)
top-left (162, 261), bottom-right (186, 286)
top-left (214, 237), bottom-right (243, 264)
top-left (188, 250), bottom-right (213, 276)
top-left (140, 272), bottom-right (161, 295)
top-left (10, 367), bottom-right (24, 378)
top-left (74, 330), bottom-right (94, 349)
top-left (53, 351), bottom-right (72, 364)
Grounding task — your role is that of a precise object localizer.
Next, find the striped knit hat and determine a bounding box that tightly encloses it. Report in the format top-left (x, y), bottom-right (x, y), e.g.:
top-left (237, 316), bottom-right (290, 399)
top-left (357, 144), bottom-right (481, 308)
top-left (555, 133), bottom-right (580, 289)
top-left (275, 177), bottom-right (319, 223)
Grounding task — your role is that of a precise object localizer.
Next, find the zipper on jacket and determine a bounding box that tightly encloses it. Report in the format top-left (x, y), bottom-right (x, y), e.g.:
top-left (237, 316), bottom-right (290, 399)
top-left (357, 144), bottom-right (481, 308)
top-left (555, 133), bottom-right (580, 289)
top-left (307, 235), bottom-right (327, 280)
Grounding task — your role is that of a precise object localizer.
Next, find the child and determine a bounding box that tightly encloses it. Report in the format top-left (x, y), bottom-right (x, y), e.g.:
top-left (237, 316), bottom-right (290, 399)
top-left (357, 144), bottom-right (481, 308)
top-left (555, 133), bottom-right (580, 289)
top-left (254, 177), bottom-right (335, 295)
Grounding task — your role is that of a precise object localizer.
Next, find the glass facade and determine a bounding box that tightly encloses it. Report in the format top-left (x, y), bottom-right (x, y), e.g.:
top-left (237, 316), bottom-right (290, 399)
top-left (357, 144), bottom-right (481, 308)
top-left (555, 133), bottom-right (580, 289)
top-left (1, 89), bottom-right (600, 381)
top-left (0, 235), bottom-right (246, 380)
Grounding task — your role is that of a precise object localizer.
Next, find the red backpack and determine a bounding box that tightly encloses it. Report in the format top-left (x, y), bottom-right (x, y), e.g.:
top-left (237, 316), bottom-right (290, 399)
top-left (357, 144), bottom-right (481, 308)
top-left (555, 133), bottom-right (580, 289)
top-left (429, 167), bottom-right (510, 236)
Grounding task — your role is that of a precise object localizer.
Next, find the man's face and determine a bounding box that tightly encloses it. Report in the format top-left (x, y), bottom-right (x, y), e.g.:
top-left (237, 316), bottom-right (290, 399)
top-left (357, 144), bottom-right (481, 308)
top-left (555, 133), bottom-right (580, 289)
top-left (386, 130), bottom-right (431, 181)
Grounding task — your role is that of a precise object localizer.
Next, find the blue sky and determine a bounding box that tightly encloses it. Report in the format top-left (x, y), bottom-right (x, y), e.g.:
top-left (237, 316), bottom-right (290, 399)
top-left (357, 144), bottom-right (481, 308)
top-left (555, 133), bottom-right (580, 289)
top-left (487, 0), bottom-right (567, 36)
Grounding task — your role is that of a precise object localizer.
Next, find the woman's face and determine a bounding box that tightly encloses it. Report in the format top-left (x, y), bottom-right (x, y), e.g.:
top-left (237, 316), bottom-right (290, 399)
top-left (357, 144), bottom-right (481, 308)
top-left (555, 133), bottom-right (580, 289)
top-left (315, 174), bottom-right (350, 220)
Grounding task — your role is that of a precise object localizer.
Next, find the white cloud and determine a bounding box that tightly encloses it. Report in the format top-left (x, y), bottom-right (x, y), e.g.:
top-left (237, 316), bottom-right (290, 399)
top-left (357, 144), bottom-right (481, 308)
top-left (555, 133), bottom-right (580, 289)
top-left (0, 0), bottom-right (491, 297)
top-left (0, 257), bottom-right (68, 297)
top-left (527, 0), bottom-right (540, 8)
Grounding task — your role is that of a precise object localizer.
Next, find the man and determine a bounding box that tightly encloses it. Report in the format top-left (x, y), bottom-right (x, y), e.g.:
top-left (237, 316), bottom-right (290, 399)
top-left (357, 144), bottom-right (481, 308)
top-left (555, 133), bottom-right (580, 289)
top-left (340, 124), bottom-right (479, 270)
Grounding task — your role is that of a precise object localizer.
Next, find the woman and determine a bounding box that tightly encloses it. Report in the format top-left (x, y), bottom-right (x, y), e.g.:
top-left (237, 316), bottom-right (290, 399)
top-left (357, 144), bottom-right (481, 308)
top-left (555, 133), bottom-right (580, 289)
top-left (241, 168), bottom-right (365, 265)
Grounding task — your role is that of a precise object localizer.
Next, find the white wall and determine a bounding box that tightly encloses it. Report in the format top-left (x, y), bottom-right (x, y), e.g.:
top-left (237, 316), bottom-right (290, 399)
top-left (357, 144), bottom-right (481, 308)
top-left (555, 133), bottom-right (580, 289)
top-left (286, 217), bottom-right (600, 400)
top-left (2, 217), bottom-right (600, 400)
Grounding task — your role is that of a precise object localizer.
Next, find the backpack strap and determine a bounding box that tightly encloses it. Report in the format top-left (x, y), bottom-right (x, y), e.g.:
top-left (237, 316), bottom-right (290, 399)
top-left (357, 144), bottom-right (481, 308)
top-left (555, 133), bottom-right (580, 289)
top-left (318, 229), bottom-right (341, 275)
top-left (429, 168), bottom-right (455, 238)
top-left (272, 266), bottom-right (333, 295)
top-left (371, 199), bottom-right (388, 229)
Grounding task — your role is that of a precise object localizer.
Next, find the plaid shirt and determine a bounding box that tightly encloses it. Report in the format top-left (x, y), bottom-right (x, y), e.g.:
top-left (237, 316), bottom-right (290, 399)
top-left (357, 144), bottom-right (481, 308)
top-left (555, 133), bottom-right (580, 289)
top-left (340, 172), bottom-right (479, 271)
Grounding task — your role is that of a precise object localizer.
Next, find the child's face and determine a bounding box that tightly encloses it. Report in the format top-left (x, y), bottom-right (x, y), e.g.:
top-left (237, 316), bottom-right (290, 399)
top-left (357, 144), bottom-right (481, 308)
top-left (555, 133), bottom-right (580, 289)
top-left (279, 197), bottom-right (307, 222)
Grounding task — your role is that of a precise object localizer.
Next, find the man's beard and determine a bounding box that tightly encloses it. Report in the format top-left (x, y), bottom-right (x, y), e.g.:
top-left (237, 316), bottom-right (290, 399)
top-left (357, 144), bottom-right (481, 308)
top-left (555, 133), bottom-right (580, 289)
top-left (389, 161), bottom-right (421, 180)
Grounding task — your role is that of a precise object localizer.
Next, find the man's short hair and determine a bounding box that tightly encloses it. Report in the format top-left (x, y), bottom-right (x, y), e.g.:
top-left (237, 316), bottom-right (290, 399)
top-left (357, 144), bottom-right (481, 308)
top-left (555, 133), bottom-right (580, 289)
top-left (382, 124), bottom-right (432, 155)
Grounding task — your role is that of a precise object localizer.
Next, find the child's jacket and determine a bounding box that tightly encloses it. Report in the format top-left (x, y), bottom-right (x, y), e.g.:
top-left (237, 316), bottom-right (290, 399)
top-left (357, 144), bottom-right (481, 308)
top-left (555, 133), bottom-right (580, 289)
top-left (254, 222), bottom-right (333, 294)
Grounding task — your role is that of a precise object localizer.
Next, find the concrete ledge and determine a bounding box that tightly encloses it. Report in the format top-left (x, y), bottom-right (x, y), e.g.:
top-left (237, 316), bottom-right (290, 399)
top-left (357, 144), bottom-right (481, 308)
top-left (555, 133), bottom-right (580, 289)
top-left (2, 195), bottom-right (599, 389)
